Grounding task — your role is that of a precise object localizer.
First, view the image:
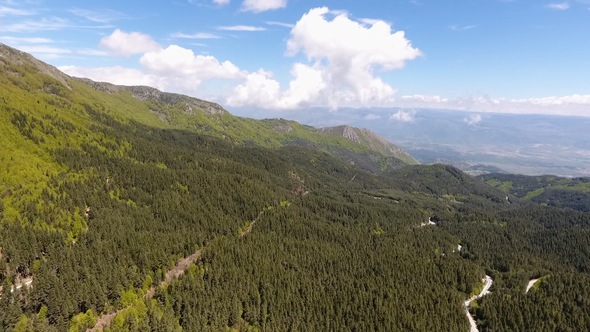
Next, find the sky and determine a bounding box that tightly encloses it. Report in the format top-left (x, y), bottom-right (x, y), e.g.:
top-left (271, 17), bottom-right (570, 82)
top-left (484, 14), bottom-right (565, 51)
top-left (1, 0), bottom-right (590, 117)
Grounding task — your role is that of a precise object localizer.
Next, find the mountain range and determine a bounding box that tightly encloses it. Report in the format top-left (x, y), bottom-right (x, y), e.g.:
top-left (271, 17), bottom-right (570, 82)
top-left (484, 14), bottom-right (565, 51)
top-left (1, 44), bottom-right (590, 332)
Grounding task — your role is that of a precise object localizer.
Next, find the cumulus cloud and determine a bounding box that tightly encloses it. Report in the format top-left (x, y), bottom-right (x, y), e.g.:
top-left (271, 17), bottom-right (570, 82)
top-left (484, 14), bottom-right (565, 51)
top-left (390, 110), bottom-right (415, 122)
top-left (287, 7), bottom-right (420, 107)
top-left (67, 40), bottom-right (244, 98)
top-left (228, 7), bottom-right (421, 109)
top-left (140, 45), bottom-right (242, 80)
top-left (99, 29), bottom-right (161, 57)
top-left (280, 63), bottom-right (326, 108)
top-left (242, 0), bottom-right (287, 13)
top-left (464, 114), bottom-right (482, 126)
top-left (213, 0), bottom-right (230, 5)
top-left (227, 70), bottom-right (282, 107)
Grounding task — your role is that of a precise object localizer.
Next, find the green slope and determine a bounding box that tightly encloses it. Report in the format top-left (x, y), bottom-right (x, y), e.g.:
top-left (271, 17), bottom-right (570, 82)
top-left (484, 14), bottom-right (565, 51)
top-left (480, 173), bottom-right (590, 212)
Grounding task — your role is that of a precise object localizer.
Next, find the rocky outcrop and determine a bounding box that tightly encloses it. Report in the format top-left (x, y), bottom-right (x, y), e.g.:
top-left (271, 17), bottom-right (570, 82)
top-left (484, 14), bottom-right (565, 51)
top-left (317, 125), bottom-right (418, 165)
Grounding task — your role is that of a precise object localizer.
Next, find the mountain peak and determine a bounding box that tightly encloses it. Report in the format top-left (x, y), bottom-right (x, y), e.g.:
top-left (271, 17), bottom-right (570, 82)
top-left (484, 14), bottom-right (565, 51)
top-left (318, 125), bottom-right (418, 165)
top-left (0, 43), bottom-right (71, 89)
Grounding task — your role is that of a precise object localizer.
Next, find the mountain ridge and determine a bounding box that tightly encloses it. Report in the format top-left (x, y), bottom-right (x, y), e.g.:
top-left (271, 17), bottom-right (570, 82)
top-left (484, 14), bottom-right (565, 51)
top-left (0, 43), bottom-right (414, 173)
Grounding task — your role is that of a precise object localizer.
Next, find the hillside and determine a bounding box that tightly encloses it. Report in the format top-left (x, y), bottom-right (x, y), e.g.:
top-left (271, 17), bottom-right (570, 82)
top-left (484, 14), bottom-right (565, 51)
top-left (479, 173), bottom-right (590, 212)
top-left (1, 44), bottom-right (590, 332)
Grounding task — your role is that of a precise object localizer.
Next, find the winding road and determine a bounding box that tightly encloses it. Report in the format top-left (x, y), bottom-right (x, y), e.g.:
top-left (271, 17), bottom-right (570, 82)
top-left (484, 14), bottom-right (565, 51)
top-left (464, 275), bottom-right (493, 332)
top-left (526, 278), bottom-right (539, 293)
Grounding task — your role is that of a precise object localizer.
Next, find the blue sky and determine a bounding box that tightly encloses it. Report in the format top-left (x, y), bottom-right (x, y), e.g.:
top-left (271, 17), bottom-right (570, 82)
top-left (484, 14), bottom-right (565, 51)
top-left (1, 0), bottom-right (590, 116)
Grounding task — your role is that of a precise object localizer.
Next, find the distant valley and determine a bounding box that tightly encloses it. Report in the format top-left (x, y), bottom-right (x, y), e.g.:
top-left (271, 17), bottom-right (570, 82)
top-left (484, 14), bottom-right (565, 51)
top-left (233, 107), bottom-right (590, 177)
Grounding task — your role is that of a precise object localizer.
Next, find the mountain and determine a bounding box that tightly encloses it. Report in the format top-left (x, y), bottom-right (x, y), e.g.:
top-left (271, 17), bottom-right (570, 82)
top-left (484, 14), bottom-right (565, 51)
top-left (0, 43), bottom-right (414, 177)
top-left (318, 125), bottom-right (418, 166)
top-left (2, 44), bottom-right (590, 332)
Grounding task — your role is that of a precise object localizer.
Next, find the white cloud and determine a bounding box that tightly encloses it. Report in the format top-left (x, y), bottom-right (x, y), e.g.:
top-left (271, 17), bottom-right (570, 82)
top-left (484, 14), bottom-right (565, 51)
top-left (229, 7), bottom-right (421, 109)
top-left (2, 17), bottom-right (69, 32)
top-left (0, 36), bottom-right (53, 43)
top-left (0, 5), bottom-right (33, 16)
top-left (464, 114), bottom-right (482, 126)
top-left (15, 45), bottom-right (71, 55)
top-left (360, 18), bottom-right (384, 26)
top-left (77, 48), bottom-right (109, 56)
top-left (213, 0), bottom-right (230, 5)
top-left (65, 37), bottom-right (245, 98)
top-left (242, 0), bottom-right (287, 13)
top-left (364, 113), bottom-right (382, 120)
top-left (99, 29), bottom-right (161, 57)
top-left (227, 69), bottom-right (281, 107)
top-left (280, 63), bottom-right (326, 108)
top-left (546, 2), bottom-right (570, 10)
top-left (450, 24), bottom-right (477, 31)
top-left (217, 25), bottom-right (266, 31)
top-left (70, 8), bottom-right (128, 23)
top-left (395, 93), bottom-right (590, 117)
top-left (522, 94), bottom-right (590, 105)
top-left (135, 45), bottom-right (243, 94)
top-left (266, 21), bottom-right (294, 28)
top-left (390, 110), bottom-right (415, 122)
top-left (227, 64), bottom-right (326, 109)
top-left (400, 94), bottom-right (449, 103)
top-left (285, 7), bottom-right (421, 107)
top-left (140, 45), bottom-right (242, 80)
top-left (171, 32), bottom-right (221, 39)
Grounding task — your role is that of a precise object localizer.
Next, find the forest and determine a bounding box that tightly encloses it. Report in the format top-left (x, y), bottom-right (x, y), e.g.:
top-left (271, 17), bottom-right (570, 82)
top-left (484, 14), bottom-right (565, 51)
top-left (1, 44), bottom-right (590, 331)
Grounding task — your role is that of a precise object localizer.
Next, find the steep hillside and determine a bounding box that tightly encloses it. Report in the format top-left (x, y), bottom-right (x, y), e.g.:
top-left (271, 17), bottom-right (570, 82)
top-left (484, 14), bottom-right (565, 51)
top-left (2, 44), bottom-right (590, 332)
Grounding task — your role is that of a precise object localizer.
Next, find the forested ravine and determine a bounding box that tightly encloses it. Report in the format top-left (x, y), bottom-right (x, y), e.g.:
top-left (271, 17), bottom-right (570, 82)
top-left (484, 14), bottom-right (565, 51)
top-left (464, 275), bottom-right (493, 332)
